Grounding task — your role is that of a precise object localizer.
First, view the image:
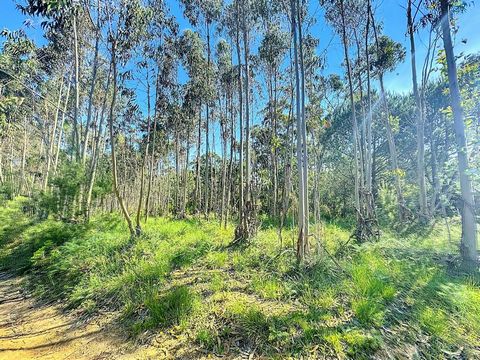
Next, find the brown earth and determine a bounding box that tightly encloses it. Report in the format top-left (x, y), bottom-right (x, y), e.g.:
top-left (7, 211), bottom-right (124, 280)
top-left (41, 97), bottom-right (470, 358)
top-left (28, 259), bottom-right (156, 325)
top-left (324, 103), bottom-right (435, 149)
top-left (0, 273), bottom-right (215, 360)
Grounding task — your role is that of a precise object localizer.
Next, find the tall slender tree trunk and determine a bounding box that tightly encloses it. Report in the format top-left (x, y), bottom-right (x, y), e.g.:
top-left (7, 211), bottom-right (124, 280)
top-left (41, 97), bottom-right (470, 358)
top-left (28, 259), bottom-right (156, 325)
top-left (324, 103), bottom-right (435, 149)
top-left (85, 66), bottom-right (111, 220)
top-left (365, 1), bottom-right (374, 207)
top-left (135, 69), bottom-right (152, 234)
top-left (181, 125), bottom-right (191, 218)
top-left (291, 0), bottom-right (308, 261)
top-left (53, 79), bottom-right (71, 176)
top-left (145, 71), bottom-right (160, 221)
top-left (243, 7), bottom-right (251, 210)
top-left (81, 9), bottom-right (101, 165)
top-left (272, 70), bottom-right (279, 219)
top-left (204, 20), bottom-right (212, 218)
top-left (235, 6), bottom-right (244, 227)
top-left (109, 41), bottom-right (135, 237)
top-left (371, 11), bottom-right (405, 221)
top-left (440, 0), bottom-right (477, 264)
top-left (210, 119), bottom-right (217, 215)
top-left (340, 0), bottom-right (361, 225)
top-left (429, 121), bottom-right (441, 215)
top-left (297, 0), bottom-right (309, 253)
top-left (353, 29), bottom-right (366, 194)
top-left (279, 48), bottom-right (295, 244)
top-left (194, 105), bottom-right (202, 215)
top-left (43, 79), bottom-right (64, 191)
top-left (72, 13), bottom-right (81, 161)
top-left (225, 90), bottom-right (235, 228)
top-left (175, 127), bottom-right (181, 214)
top-left (220, 95), bottom-right (228, 225)
top-left (407, 0), bottom-right (428, 219)
top-left (21, 115), bottom-right (28, 194)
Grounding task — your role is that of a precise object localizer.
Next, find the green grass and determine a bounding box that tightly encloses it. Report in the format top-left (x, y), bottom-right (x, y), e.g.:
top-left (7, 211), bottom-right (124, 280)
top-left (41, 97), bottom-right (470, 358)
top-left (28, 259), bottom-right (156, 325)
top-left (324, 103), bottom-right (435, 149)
top-left (251, 274), bottom-right (286, 299)
top-left (132, 285), bottom-right (200, 333)
top-left (1, 198), bottom-right (479, 358)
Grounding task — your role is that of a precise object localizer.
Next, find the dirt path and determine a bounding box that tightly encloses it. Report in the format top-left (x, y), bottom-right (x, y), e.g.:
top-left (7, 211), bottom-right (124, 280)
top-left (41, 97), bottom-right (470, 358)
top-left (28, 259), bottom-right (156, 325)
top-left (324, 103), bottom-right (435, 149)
top-left (0, 273), bottom-right (171, 360)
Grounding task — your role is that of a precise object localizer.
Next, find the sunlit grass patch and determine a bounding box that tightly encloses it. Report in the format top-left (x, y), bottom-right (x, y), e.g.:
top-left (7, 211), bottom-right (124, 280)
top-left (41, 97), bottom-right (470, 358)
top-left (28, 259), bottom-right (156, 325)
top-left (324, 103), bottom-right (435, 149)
top-left (322, 222), bottom-right (351, 254)
top-left (147, 285), bottom-right (199, 325)
top-left (209, 272), bottom-right (227, 292)
top-left (251, 274), bottom-right (286, 300)
top-left (349, 252), bottom-right (397, 301)
top-left (131, 285), bottom-right (200, 334)
top-left (351, 298), bottom-right (385, 327)
top-left (418, 306), bottom-right (452, 342)
top-left (343, 329), bottom-right (382, 358)
top-left (325, 330), bottom-right (345, 357)
top-left (406, 271), bottom-right (480, 347)
top-left (301, 287), bottom-right (338, 315)
top-left (441, 281), bottom-right (480, 340)
top-left (203, 251), bottom-right (228, 269)
top-left (344, 251), bottom-right (398, 327)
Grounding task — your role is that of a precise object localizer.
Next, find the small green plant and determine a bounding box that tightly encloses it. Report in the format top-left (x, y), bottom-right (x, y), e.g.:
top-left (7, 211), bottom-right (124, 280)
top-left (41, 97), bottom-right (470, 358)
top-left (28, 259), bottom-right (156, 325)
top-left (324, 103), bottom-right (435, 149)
top-left (325, 331), bottom-right (344, 358)
top-left (352, 299), bottom-right (385, 326)
top-left (143, 286), bottom-right (199, 329)
top-left (343, 330), bottom-right (382, 358)
top-left (196, 328), bottom-right (217, 350)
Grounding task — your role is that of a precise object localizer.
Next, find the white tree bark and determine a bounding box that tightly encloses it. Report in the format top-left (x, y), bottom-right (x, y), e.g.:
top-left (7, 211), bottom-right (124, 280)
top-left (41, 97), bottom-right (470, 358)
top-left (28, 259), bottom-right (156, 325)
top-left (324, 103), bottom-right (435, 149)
top-left (440, 0), bottom-right (477, 264)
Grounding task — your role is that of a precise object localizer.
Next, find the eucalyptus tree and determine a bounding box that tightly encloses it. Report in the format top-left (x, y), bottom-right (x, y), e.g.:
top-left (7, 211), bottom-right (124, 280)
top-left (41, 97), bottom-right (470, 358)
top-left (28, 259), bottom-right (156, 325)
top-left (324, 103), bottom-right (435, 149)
top-left (407, 0), bottom-right (428, 218)
top-left (258, 23), bottom-right (288, 219)
top-left (364, 0), bottom-right (374, 209)
top-left (368, 8), bottom-right (407, 222)
top-left (0, 30), bottom-right (37, 197)
top-left (215, 38), bottom-right (236, 225)
top-left (290, 0), bottom-right (309, 260)
top-left (22, 0), bottom-right (83, 161)
top-left (301, 34), bottom-right (325, 239)
top-left (177, 29), bottom-right (212, 215)
top-left (84, 64), bottom-right (111, 221)
top-left (17, 1), bottom-right (80, 186)
top-left (104, 0), bottom-right (152, 236)
top-left (344, 0), bottom-right (377, 236)
top-left (407, 0), bottom-right (443, 219)
top-left (240, 0), bottom-right (253, 211)
top-left (220, 2), bottom-right (245, 237)
top-left (222, 0), bottom-right (258, 244)
top-left (323, 0), bottom-right (372, 240)
top-left (438, 0), bottom-right (477, 265)
top-left (144, 6), bottom-right (179, 221)
top-left (180, 0), bottom-right (222, 218)
top-left (232, 0), bottom-right (261, 243)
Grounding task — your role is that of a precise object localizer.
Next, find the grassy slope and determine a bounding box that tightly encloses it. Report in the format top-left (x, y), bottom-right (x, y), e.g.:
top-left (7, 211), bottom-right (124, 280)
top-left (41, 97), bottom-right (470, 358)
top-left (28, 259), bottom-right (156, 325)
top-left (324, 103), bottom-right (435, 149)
top-left (1, 198), bottom-right (479, 359)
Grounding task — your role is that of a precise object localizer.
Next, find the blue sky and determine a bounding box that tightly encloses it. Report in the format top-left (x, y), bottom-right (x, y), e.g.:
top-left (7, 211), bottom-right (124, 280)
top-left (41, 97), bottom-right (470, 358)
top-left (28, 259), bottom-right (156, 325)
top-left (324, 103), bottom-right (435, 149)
top-left (1, 0), bottom-right (480, 94)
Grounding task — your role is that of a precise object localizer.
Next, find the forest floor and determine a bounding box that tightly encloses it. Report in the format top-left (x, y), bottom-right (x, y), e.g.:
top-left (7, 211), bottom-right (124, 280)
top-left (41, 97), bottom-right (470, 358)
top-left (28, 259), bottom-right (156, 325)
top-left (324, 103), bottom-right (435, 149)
top-left (1, 198), bottom-right (479, 359)
top-left (0, 272), bottom-right (171, 359)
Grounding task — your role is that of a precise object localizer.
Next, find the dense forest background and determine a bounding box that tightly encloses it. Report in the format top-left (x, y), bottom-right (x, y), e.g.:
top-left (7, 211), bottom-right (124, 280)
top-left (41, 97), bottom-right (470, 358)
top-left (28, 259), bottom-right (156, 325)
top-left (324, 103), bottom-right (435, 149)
top-left (0, 0), bottom-right (479, 358)
top-left (1, 0), bottom-right (479, 259)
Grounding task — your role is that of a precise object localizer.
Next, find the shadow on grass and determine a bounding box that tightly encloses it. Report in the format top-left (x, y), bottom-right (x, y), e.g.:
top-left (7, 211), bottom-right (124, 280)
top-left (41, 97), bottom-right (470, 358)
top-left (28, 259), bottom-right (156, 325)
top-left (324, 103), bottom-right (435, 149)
top-left (1, 218), bottom-right (91, 274)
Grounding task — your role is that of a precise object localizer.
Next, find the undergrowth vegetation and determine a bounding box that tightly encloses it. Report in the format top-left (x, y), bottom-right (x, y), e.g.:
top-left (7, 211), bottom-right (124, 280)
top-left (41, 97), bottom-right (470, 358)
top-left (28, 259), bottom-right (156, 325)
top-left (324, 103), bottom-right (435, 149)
top-left (1, 198), bottom-right (479, 358)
